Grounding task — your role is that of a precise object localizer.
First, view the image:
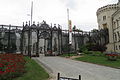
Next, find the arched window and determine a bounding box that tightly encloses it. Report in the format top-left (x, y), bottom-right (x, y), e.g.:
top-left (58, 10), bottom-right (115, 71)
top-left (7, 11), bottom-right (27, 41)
top-left (114, 33), bottom-right (117, 42)
top-left (116, 20), bottom-right (119, 28)
top-left (117, 31), bottom-right (120, 41)
top-left (103, 16), bottom-right (106, 21)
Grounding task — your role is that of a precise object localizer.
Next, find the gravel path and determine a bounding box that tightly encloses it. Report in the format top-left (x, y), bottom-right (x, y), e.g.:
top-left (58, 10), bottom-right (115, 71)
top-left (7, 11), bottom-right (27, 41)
top-left (33, 55), bottom-right (120, 80)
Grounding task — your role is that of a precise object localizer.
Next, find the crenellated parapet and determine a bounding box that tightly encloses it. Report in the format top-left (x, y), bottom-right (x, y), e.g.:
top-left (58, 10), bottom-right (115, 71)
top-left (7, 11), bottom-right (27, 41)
top-left (97, 4), bottom-right (119, 16)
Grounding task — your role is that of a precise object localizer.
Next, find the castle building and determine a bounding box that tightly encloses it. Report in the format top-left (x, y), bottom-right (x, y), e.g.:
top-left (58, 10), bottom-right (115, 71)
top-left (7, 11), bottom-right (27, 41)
top-left (96, 0), bottom-right (120, 53)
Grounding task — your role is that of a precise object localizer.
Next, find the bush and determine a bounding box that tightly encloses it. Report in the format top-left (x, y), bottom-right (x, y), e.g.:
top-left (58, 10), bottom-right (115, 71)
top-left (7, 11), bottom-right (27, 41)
top-left (83, 50), bottom-right (93, 54)
top-left (85, 43), bottom-right (96, 51)
top-left (82, 50), bottom-right (104, 56)
top-left (79, 45), bottom-right (88, 53)
top-left (79, 43), bottom-right (106, 56)
top-left (82, 43), bottom-right (107, 52)
top-left (91, 51), bottom-right (104, 56)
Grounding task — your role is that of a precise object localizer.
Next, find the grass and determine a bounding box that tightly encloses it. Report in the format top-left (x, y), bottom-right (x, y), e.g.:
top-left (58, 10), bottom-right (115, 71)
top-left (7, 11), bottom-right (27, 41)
top-left (75, 54), bottom-right (120, 68)
top-left (14, 57), bottom-right (49, 80)
top-left (60, 53), bottom-right (77, 57)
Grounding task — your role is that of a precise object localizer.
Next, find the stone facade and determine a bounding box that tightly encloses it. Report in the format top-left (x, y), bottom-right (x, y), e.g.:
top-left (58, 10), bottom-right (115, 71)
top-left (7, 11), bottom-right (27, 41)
top-left (112, 4), bottom-right (120, 52)
top-left (96, 1), bottom-right (120, 52)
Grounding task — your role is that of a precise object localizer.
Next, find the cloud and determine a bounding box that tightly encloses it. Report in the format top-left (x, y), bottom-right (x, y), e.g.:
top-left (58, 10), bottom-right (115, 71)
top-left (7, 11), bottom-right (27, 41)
top-left (110, 0), bottom-right (118, 3)
top-left (59, 0), bottom-right (79, 10)
top-left (65, 0), bottom-right (77, 9)
top-left (0, 0), bottom-right (118, 31)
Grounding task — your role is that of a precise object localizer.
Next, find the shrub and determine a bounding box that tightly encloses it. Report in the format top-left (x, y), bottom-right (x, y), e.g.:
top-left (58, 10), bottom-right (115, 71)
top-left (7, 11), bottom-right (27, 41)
top-left (82, 50), bottom-right (104, 56)
top-left (91, 51), bottom-right (104, 56)
top-left (83, 43), bottom-right (107, 52)
top-left (79, 45), bottom-right (88, 53)
top-left (85, 43), bottom-right (96, 51)
top-left (83, 50), bottom-right (93, 54)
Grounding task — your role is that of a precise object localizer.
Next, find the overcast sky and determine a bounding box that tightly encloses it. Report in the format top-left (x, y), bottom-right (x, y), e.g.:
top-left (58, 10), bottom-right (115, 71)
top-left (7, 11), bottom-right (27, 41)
top-left (0, 0), bottom-right (118, 31)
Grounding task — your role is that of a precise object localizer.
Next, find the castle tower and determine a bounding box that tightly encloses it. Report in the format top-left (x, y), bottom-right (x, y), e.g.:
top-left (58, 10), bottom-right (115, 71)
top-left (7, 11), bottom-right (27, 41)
top-left (96, 3), bottom-right (119, 52)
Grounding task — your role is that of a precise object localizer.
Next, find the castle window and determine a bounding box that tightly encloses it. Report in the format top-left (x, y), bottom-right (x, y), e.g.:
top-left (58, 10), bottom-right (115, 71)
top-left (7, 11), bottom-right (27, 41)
top-left (116, 45), bottom-right (118, 50)
top-left (118, 20), bottom-right (120, 27)
top-left (116, 20), bottom-right (119, 28)
top-left (103, 16), bottom-right (106, 21)
top-left (114, 22), bottom-right (117, 28)
top-left (117, 31), bottom-right (120, 41)
top-left (114, 33), bottom-right (117, 42)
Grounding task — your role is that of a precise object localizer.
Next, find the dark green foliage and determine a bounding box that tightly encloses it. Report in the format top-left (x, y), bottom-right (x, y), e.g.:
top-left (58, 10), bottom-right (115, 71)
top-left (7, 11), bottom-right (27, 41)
top-left (62, 45), bottom-right (68, 52)
top-left (79, 45), bottom-right (88, 53)
top-left (95, 45), bottom-right (107, 52)
top-left (85, 43), bottom-right (96, 51)
top-left (90, 51), bottom-right (104, 56)
top-left (79, 43), bottom-right (107, 53)
top-left (83, 50), bottom-right (92, 54)
top-left (79, 44), bottom-right (104, 56)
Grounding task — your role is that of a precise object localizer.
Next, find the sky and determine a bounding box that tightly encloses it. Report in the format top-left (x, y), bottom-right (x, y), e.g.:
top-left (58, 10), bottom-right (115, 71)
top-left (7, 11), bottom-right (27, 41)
top-left (0, 0), bottom-right (118, 31)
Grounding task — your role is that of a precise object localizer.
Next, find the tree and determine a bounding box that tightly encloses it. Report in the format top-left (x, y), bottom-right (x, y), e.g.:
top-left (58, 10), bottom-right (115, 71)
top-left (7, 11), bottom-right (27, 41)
top-left (73, 25), bottom-right (76, 31)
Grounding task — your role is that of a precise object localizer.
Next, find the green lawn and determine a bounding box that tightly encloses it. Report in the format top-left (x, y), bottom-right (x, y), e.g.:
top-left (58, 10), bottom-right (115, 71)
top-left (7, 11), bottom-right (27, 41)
top-left (75, 55), bottom-right (120, 68)
top-left (14, 57), bottom-right (49, 80)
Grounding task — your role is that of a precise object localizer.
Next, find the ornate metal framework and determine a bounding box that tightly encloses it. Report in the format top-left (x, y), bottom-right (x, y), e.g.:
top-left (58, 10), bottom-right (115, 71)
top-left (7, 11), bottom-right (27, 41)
top-left (0, 25), bottom-right (22, 53)
top-left (21, 21), bottom-right (63, 57)
top-left (0, 22), bottom-right (109, 57)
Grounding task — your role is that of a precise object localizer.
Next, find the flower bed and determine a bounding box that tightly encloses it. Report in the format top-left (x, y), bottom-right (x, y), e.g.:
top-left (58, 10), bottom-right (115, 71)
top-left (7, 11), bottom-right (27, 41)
top-left (105, 52), bottom-right (119, 61)
top-left (0, 54), bottom-right (26, 80)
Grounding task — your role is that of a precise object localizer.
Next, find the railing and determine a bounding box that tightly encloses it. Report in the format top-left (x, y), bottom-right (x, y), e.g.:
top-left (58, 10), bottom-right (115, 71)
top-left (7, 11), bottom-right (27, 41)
top-left (57, 73), bottom-right (81, 80)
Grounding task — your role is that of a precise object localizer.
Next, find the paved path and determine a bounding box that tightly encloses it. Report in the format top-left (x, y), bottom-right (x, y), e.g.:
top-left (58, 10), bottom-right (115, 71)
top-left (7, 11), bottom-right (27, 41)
top-left (33, 55), bottom-right (120, 80)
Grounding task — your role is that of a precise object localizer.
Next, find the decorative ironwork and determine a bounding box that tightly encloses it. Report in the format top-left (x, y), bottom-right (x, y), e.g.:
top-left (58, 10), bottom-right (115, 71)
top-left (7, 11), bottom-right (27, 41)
top-left (0, 21), bottom-right (109, 57)
top-left (0, 25), bottom-right (22, 53)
